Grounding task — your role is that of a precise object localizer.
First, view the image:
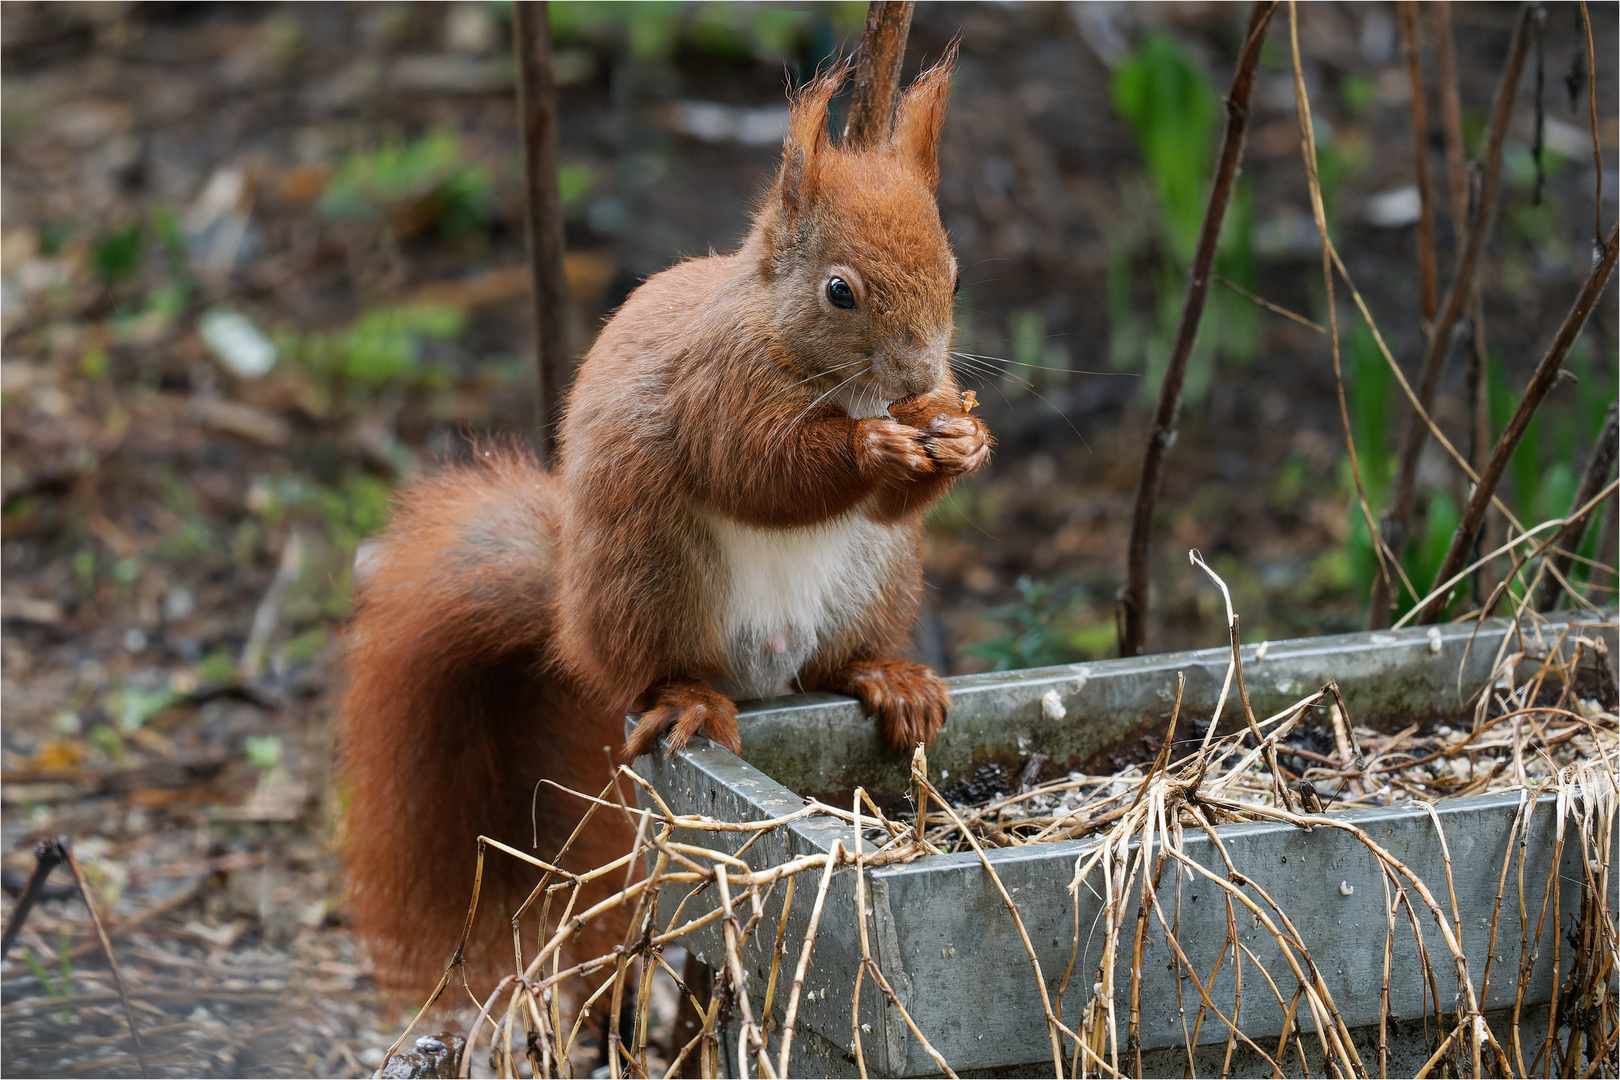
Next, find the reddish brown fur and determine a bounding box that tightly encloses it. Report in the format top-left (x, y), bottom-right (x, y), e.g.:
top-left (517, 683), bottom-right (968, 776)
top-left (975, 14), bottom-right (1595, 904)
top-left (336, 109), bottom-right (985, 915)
top-left (339, 450), bottom-right (633, 1006)
top-left (340, 55), bottom-right (989, 1007)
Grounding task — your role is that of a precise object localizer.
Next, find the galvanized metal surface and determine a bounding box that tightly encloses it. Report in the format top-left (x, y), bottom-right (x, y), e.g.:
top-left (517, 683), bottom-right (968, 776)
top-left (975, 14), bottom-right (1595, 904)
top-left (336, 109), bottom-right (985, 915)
top-left (728, 615), bottom-right (1616, 802)
top-left (632, 615), bottom-right (1618, 1077)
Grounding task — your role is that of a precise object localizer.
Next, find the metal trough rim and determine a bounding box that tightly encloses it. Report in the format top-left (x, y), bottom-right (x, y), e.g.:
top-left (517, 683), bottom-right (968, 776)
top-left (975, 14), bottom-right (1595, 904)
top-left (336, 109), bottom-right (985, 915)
top-left (632, 613), bottom-right (1617, 1076)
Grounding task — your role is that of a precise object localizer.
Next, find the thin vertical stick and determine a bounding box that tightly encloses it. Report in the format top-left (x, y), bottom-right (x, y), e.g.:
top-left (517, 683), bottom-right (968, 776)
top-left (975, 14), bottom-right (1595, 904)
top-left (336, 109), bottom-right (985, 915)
top-left (1430, 2), bottom-right (1469, 255)
top-left (917, 768), bottom-right (1065, 1077)
top-left (1398, 1), bottom-right (1438, 325)
top-left (1578, 0), bottom-right (1603, 248)
top-left (1433, 1), bottom-right (1497, 604)
top-left (843, 2), bottom-right (915, 149)
top-left (1371, 3), bottom-right (1534, 627)
top-left (911, 744), bottom-right (929, 846)
top-left (776, 843), bottom-right (841, 1079)
top-left (0, 837), bottom-right (65, 959)
top-left (1373, 4), bottom-right (1535, 625)
top-left (1466, 296), bottom-right (1495, 602)
top-left (1416, 224), bottom-right (1619, 624)
top-left (1118, 0), bottom-right (1278, 657)
top-left (60, 840), bottom-right (149, 1076)
top-left (514, 1), bottom-right (570, 460)
top-left (1284, 2), bottom-right (1403, 630)
top-left (1535, 400), bottom-right (1618, 611)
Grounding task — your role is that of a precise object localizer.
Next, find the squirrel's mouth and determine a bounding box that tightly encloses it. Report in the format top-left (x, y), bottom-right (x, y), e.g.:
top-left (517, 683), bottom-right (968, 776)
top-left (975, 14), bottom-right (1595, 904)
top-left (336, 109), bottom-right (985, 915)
top-left (831, 375), bottom-right (897, 419)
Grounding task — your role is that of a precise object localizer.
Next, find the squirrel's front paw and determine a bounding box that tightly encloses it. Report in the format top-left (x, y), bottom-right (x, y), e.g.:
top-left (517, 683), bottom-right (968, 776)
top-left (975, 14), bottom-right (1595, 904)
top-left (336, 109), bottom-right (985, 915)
top-left (853, 418), bottom-right (935, 485)
top-left (623, 681), bottom-right (740, 760)
top-left (886, 395), bottom-right (992, 479)
top-left (832, 659), bottom-right (950, 751)
top-left (920, 412), bottom-right (992, 477)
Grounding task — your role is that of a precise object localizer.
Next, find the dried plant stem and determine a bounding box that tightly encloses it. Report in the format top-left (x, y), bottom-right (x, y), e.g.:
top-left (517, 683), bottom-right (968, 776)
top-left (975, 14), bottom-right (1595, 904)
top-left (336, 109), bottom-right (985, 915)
top-left (1379, 874), bottom-right (1398, 1078)
top-left (57, 841), bottom-right (148, 1076)
top-left (1388, 490), bottom-right (1607, 632)
top-left (1212, 274), bottom-right (1325, 332)
top-left (1118, 0), bottom-right (1278, 657)
top-left (1536, 400), bottom-right (1618, 611)
top-left (1480, 794), bottom-right (1533, 1009)
top-left (759, 875), bottom-right (794, 1031)
top-left (1486, 481), bottom-right (1620, 623)
top-left (714, 867), bottom-right (774, 1078)
top-left (1416, 224), bottom-right (1620, 624)
top-left (916, 769), bottom-right (1067, 1076)
top-left (1190, 551), bottom-right (1293, 809)
top-left (1430, 2), bottom-right (1469, 239)
top-left (775, 843), bottom-right (841, 1078)
top-left (850, 790), bottom-right (871, 1080)
top-left (0, 839), bottom-right (65, 960)
top-left (513, 0), bottom-right (570, 458)
top-left (1373, 2), bottom-right (1536, 627)
top-left (1398, 1), bottom-right (1438, 323)
top-left (1204, 794), bottom-right (1493, 1046)
top-left (1432, 0), bottom-right (1498, 605)
top-left (1579, 0), bottom-right (1603, 247)
top-left (843, 1), bottom-right (914, 149)
top-left (1284, 1), bottom-right (1406, 618)
top-left (378, 613), bottom-right (1614, 1079)
top-left (1467, 294), bottom-right (1495, 601)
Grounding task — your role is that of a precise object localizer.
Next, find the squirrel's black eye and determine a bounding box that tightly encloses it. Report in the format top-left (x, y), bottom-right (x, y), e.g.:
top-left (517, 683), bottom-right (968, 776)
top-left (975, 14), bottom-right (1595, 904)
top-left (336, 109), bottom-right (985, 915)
top-left (826, 277), bottom-right (856, 309)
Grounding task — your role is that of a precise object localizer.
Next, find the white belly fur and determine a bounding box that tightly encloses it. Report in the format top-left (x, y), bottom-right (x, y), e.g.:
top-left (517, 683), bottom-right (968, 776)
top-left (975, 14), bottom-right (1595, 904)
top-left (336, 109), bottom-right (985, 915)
top-left (705, 509), bottom-right (910, 700)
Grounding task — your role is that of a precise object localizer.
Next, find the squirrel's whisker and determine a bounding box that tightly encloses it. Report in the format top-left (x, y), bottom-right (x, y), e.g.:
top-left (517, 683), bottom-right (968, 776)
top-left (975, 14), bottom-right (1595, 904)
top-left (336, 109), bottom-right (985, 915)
top-left (949, 350), bottom-right (1122, 378)
top-left (768, 364), bottom-right (871, 461)
top-left (765, 357), bottom-right (871, 401)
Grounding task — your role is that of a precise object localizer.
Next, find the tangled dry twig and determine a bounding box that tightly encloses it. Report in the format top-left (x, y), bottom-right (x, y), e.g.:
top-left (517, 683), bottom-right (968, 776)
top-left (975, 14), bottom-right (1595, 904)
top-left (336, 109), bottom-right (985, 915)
top-left (376, 572), bottom-right (1615, 1078)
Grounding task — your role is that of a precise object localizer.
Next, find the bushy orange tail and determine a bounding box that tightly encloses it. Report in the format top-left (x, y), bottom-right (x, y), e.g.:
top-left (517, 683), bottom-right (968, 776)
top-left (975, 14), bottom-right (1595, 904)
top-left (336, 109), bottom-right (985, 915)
top-left (338, 449), bottom-right (630, 1006)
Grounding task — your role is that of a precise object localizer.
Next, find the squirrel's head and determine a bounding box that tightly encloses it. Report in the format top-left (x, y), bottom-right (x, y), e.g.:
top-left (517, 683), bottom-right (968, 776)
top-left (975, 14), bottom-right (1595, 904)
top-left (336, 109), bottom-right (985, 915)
top-left (754, 53), bottom-right (958, 409)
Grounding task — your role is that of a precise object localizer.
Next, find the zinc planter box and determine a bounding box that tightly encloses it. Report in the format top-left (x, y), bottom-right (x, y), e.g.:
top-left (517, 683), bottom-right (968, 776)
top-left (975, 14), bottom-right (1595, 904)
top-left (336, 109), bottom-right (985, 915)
top-left (633, 615), bottom-right (1618, 1078)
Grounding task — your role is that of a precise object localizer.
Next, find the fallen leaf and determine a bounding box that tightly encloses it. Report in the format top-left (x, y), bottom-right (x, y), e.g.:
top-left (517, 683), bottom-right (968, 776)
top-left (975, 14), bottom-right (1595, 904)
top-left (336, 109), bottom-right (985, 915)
top-left (1, 596), bottom-right (64, 624)
top-left (203, 400), bottom-right (291, 447)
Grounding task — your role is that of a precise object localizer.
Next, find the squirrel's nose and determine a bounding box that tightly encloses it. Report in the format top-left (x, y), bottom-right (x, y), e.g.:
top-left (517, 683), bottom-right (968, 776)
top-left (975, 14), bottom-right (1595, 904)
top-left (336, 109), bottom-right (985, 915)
top-left (879, 335), bottom-right (944, 397)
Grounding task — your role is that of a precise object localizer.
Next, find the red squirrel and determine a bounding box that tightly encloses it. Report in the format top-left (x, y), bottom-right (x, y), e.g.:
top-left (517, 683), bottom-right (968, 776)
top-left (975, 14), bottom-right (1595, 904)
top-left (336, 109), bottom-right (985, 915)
top-left (339, 56), bottom-right (990, 1004)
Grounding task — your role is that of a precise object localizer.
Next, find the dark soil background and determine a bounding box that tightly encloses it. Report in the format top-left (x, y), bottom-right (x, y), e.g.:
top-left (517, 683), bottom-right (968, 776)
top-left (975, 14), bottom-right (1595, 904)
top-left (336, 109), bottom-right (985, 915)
top-left (1, 2), bottom-right (1614, 1075)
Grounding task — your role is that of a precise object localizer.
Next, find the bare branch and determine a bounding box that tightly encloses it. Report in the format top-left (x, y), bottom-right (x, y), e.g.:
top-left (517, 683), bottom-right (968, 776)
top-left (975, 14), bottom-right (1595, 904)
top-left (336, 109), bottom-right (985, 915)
top-left (1373, 3), bottom-right (1535, 627)
top-left (1536, 399), bottom-right (1618, 611)
top-left (843, 2), bottom-right (915, 149)
top-left (514, 1), bottom-right (570, 461)
top-left (1398, 1), bottom-right (1438, 323)
top-left (1118, 0), bottom-right (1279, 657)
top-left (1415, 224), bottom-right (1619, 624)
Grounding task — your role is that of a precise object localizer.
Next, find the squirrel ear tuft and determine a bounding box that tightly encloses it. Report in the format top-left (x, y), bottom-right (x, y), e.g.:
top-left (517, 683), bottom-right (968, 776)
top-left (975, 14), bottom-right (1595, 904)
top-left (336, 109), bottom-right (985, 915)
top-left (777, 68), bottom-right (842, 219)
top-left (891, 48), bottom-right (956, 190)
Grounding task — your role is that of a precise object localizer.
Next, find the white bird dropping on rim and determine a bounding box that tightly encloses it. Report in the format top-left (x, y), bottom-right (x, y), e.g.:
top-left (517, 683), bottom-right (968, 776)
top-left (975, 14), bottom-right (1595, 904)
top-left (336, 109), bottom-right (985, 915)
top-left (1041, 689), bottom-right (1066, 721)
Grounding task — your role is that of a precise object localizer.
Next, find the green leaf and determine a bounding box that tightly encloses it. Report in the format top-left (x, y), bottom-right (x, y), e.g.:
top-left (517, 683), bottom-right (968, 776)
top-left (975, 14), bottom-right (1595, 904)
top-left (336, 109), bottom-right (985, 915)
top-left (1346, 323), bottom-right (1393, 507)
top-left (111, 686), bottom-right (180, 733)
top-left (92, 224), bottom-right (145, 283)
top-left (243, 734), bottom-right (283, 771)
top-left (319, 130), bottom-right (493, 238)
top-left (558, 163), bottom-right (595, 206)
top-left (1113, 33), bottom-right (1219, 265)
top-left (964, 577), bottom-right (1086, 671)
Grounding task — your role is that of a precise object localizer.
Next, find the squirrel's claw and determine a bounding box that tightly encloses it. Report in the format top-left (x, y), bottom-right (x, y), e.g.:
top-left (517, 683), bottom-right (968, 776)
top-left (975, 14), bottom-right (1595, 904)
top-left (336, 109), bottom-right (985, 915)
top-left (832, 659), bottom-right (951, 751)
top-left (921, 412), bottom-right (992, 477)
top-left (623, 681), bottom-right (740, 760)
top-left (854, 418), bottom-right (934, 484)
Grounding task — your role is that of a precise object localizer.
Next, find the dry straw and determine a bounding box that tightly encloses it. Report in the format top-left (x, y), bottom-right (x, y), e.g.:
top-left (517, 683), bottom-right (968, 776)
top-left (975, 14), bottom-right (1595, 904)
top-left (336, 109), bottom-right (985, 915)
top-left (372, 2), bottom-right (1617, 1073)
top-left (375, 564), bottom-right (1616, 1078)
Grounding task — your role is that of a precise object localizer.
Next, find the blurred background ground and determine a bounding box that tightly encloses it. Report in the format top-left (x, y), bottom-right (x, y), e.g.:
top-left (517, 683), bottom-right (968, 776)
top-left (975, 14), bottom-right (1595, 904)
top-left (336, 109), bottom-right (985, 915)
top-left (1, 1), bottom-right (1614, 1075)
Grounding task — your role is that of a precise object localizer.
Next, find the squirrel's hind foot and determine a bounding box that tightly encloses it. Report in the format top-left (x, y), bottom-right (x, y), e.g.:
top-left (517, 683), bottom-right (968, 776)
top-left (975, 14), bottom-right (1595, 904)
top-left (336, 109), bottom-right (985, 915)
top-left (623, 681), bottom-right (741, 760)
top-left (832, 659), bottom-right (950, 751)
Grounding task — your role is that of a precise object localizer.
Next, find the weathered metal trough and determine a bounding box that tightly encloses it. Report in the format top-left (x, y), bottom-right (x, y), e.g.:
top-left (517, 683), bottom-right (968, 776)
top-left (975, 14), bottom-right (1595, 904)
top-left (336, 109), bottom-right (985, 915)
top-left (632, 615), bottom-right (1618, 1077)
